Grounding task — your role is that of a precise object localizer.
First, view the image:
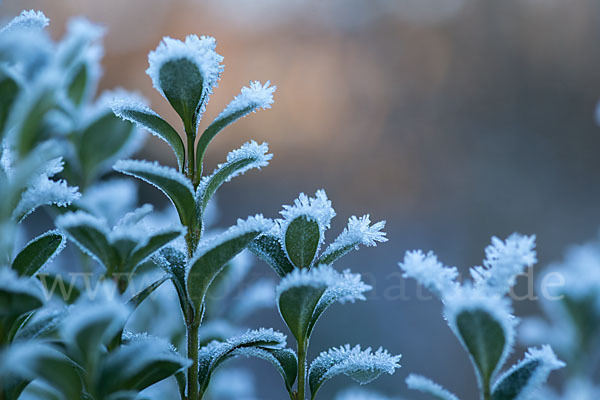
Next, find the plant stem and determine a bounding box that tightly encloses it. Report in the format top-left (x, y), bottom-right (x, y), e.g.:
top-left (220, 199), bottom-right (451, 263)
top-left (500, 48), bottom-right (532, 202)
top-left (186, 129), bottom-right (196, 184)
top-left (187, 320), bottom-right (200, 400)
top-left (297, 338), bottom-right (308, 400)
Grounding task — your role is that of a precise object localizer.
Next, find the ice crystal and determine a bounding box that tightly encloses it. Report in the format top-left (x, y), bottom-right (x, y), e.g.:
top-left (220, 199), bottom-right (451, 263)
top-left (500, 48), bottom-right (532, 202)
top-left (1, 10), bottom-right (49, 33)
top-left (321, 215), bottom-right (387, 263)
top-left (471, 233), bottom-right (537, 295)
top-left (280, 189), bottom-right (336, 233)
top-left (398, 250), bottom-right (459, 298)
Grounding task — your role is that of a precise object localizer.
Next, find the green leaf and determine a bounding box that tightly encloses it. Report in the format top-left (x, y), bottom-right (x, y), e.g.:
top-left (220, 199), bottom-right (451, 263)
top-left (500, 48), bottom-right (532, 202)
top-left (0, 70), bottom-right (19, 135)
top-left (0, 279), bottom-right (44, 318)
top-left (492, 360), bottom-right (539, 400)
top-left (101, 339), bottom-right (191, 394)
top-left (455, 308), bottom-right (506, 392)
top-left (284, 216), bottom-right (320, 269)
top-left (248, 234), bottom-right (295, 277)
top-left (12, 230), bottom-right (65, 276)
top-left (232, 347), bottom-right (298, 394)
top-left (186, 217), bottom-right (271, 318)
top-left (278, 284), bottom-right (327, 343)
top-left (67, 63), bottom-right (88, 106)
top-left (159, 59), bottom-right (204, 133)
top-left (112, 103), bottom-right (185, 171)
top-left (197, 328), bottom-right (287, 393)
top-left (492, 346), bottom-right (565, 400)
top-left (1, 342), bottom-right (83, 400)
top-left (114, 160), bottom-right (196, 227)
top-left (157, 246), bottom-right (189, 316)
top-left (55, 212), bottom-right (117, 272)
top-left (13, 84), bottom-right (56, 157)
top-left (13, 307), bottom-right (67, 342)
top-left (61, 302), bottom-right (129, 366)
top-left (308, 344), bottom-right (401, 399)
top-left (36, 273), bottom-right (81, 304)
top-left (127, 274), bottom-right (170, 310)
top-left (128, 228), bottom-right (184, 271)
top-left (197, 141), bottom-right (271, 210)
top-left (78, 112), bottom-right (136, 182)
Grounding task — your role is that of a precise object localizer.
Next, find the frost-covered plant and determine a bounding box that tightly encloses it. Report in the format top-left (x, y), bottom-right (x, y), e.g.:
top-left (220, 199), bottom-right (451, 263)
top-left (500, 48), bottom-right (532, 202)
top-left (246, 190), bottom-right (399, 400)
top-left (108, 31), bottom-right (287, 400)
top-left (520, 235), bottom-right (600, 399)
top-left (399, 234), bottom-right (565, 400)
top-left (0, 10), bottom-right (183, 400)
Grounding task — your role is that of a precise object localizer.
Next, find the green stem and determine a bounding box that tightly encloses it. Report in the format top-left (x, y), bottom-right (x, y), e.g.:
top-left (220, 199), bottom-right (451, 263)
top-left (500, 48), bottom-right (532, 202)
top-left (186, 129), bottom-right (196, 184)
top-left (187, 320), bottom-right (200, 400)
top-left (297, 338), bottom-right (308, 400)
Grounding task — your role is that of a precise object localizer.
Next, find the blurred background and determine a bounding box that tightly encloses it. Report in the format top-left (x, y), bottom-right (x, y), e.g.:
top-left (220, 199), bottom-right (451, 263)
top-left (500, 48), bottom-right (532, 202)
top-left (2, 0), bottom-right (600, 398)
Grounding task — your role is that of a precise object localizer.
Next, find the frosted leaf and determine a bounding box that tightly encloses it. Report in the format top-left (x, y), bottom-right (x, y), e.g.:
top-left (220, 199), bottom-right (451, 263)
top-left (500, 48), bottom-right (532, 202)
top-left (215, 80), bottom-right (276, 121)
top-left (13, 172), bottom-right (80, 221)
top-left (309, 344), bottom-right (401, 394)
top-left (84, 88), bottom-right (147, 128)
top-left (78, 178), bottom-right (138, 226)
top-left (444, 285), bottom-right (517, 382)
top-left (192, 214), bottom-right (274, 260)
top-left (320, 215), bottom-right (387, 265)
top-left (0, 10), bottom-right (49, 33)
top-left (276, 264), bottom-right (340, 297)
top-left (61, 283), bottom-right (130, 350)
top-left (280, 189), bottom-right (336, 234)
top-left (471, 233), bottom-right (537, 295)
top-left (146, 35), bottom-right (224, 116)
top-left (114, 159), bottom-right (193, 193)
top-left (398, 250), bottom-right (459, 298)
top-left (56, 17), bottom-right (105, 67)
top-left (198, 328), bottom-right (287, 385)
top-left (229, 278), bottom-right (276, 321)
top-left (198, 141), bottom-right (272, 194)
top-left (492, 345), bottom-right (565, 400)
top-left (0, 266), bottom-right (44, 303)
top-left (334, 388), bottom-right (398, 400)
top-left (406, 374), bottom-right (459, 400)
top-left (56, 210), bottom-right (110, 235)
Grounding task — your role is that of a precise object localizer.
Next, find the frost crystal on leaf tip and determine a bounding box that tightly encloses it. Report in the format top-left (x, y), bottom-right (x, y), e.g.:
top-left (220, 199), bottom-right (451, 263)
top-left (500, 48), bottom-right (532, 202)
top-left (217, 81), bottom-right (276, 119)
top-left (322, 215), bottom-right (387, 256)
top-left (280, 189), bottom-right (336, 232)
top-left (406, 374), bottom-right (459, 400)
top-left (398, 250), bottom-right (459, 298)
top-left (198, 141), bottom-right (272, 194)
top-left (1, 10), bottom-right (49, 33)
top-left (192, 214), bottom-right (273, 260)
top-left (146, 35), bottom-right (224, 98)
top-left (471, 233), bottom-right (537, 295)
top-left (311, 344), bottom-right (401, 385)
